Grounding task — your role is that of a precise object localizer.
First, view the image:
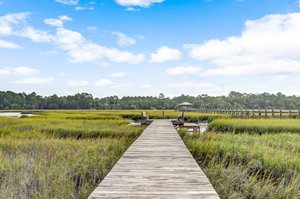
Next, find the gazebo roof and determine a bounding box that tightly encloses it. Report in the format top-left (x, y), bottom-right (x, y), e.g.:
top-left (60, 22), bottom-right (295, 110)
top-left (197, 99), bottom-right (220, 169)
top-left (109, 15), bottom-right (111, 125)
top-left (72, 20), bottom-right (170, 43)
top-left (177, 102), bottom-right (193, 106)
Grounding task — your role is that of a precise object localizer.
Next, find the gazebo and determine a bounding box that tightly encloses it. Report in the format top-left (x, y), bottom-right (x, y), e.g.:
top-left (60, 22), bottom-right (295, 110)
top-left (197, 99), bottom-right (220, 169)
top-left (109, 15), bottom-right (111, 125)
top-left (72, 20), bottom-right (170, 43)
top-left (176, 102), bottom-right (193, 111)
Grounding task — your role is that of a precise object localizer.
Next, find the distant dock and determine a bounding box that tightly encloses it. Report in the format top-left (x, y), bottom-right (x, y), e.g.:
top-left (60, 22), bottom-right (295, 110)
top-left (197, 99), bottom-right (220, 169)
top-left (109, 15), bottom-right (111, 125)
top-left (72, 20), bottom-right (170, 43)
top-left (89, 120), bottom-right (219, 199)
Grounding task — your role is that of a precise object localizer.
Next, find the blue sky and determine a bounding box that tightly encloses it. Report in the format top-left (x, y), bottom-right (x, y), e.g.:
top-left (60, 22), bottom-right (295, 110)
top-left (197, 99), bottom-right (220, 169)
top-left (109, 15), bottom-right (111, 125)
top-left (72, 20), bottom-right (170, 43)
top-left (1, 0), bottom-right (300, 97)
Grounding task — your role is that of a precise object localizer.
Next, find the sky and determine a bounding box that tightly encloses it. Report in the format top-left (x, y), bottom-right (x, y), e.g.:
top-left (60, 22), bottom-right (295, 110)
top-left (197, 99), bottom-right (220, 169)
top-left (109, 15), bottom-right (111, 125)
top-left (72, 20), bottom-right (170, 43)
top-left (1, 0), bottom-right (300, 97)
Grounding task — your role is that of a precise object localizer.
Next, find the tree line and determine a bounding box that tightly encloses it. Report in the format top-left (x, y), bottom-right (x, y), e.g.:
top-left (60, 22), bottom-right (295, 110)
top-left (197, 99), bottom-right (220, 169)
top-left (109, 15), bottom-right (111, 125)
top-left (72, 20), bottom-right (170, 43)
top-left (0, 91), bottom-right (300, 110)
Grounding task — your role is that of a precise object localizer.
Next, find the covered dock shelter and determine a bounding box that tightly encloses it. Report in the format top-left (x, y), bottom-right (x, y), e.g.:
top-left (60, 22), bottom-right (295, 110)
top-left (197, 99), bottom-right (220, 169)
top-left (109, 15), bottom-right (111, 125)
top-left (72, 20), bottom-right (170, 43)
top-left (176, 102), bottom-right (193, 111)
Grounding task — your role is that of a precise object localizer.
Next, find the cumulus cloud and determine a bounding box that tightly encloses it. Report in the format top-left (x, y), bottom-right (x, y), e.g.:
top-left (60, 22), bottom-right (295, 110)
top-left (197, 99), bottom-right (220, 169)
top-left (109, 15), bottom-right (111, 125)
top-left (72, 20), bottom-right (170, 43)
top-left (0, 12), bottom-right (54, 42)
top-left (67, 79), bottom-right (89, 86)
top-left (13, 77), bottom-right (54, 84)
top-left (94, 79), bottom-right (114, 87)
top-left (140, 84), bottom-right (152, 89)
top-left (110, 72), bottom-right (127, 78)
top-left (10, 66), bottom-right (39, 75)
top-left (0, 66), bottom-right (39, 75)
top-left (115, 0), bottom-right (164, 8)
top-left (87, 26), bottom-right (97, 32)
top-left (166, 66), bottom-right (201, 75)
top-left (169, 82), bottom-right (231, 96)
top-left (55, 28), bottom-right (145, 63)
top-left (277, 75), bottom-right (290, 81)
top-left (0, 68), bottom-right (10, 75)
top-left (112, 32), bottom-right (136, 47)
top-left (75, 6), bottom-right (94, 11)
top-left (0, 39), bottom-right (21, 49)
top-left (185, 13), bottom-right (300, 76)
top-left (55, 0), bottom-right (78, 5)
top-left (0, 12), bottom-right (29, 35)
top-left (43, 15), bottom-right (72, 27)
top-left (0, 12), bottom-right (145, 64)
top-left (150, 46), bottom-right (182, 63)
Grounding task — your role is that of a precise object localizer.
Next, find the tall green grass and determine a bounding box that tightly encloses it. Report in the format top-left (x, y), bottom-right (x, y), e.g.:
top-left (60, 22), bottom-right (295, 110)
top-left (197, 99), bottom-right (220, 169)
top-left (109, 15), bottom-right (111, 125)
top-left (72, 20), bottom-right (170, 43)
top-left (0, 138), bottom-right (132, 199)
top-left (209, 118), bottom-right (300, 134)
top-left (0, 110), bottom-right (146, 199)
top-left (180, 131), bottom-right (300, 198)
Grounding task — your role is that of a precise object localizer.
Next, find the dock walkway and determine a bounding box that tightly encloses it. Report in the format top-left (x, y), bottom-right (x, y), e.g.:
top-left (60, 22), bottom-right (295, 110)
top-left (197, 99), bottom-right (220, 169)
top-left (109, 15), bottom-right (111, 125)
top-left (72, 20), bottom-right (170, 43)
top-left (89, 120), bottom-right (219, 199)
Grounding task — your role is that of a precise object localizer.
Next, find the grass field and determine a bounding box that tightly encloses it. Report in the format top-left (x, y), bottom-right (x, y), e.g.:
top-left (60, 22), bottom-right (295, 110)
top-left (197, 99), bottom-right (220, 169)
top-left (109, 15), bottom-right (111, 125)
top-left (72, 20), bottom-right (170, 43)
top-left (2, 110), bottom-right (299, 199)
top-left (209, 118), bottom-right (300, 134)
top-left (0, 111), bottom-right (146, 199)
top-left (180, 131), bottom-right (300, 198)
top-left (0, 110), bottom-right (222, 199)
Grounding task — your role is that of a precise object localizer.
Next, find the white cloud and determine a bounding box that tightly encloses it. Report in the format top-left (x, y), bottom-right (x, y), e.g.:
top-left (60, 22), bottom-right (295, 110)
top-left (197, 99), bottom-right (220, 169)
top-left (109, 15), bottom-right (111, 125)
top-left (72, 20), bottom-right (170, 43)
top-left (55, 27), bottom-right (145, 64)
top-left (166, 66), bottom-right (201, 75)
top-left (13, 77), bottom-right (54, 84)
top-left (277, 75), bottom-right (290, 81)
top-left (150, 46), bottom-right (182, 63)
top-left (140, 84), bottom-right (152, 89)
top-left (43, 15), bottom-right (72, 27)
top-left (126, 7), bottom-right (141, 11)
top-left (0, 68), bottom-right (10, 75)
top-left (20, 27), bottom-right (55, 42)
top-left (0, 12), bottom-right (145, 64)
top-left (186, 13), bottom-right (300, 76)
top-left (112, 32), bottom-right (136, 47)
top-left (0, 12), bottom-right (54, 43)
top-left (169, 82), bottom-right (231, 96)
top-left (0, 66), bottom-right (39, 75)
top-left (115, 0), bottom-right (164, 8)
top-left (10, 66), bottom-right (39, 75)
top-left (75, 6), bottom-right (94, 11)
top-left (87, 26), bottom-right (97, 32)
top-left (55, 0), bottom-right (78, 5)
top-left (169, 82), bottom-right (220, 90)
top-left (110, 72), bottom-right (127, 78)
top-left (67, 79), bottom-right (89, 86)
top-left (0, 12), bottom-right (29, 35)
top-left (94, 79), bottom-right (114, 87)
top-left (0, 39), bottom-right (21, 49)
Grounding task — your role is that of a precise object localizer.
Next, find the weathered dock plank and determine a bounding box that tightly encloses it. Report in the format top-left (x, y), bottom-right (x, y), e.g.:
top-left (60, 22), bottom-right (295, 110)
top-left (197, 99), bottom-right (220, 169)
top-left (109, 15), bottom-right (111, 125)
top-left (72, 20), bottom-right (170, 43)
top-left (88, 120), bottom-right (219, 199)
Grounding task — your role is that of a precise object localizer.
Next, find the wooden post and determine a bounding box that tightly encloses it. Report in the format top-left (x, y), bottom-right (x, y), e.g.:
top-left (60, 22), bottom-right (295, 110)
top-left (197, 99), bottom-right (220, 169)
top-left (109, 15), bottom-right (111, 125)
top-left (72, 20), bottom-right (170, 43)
top-left (280, 108), bottom-right (282, 119)
top-left (258, 108), bottom-right (261, 118)
top-left (272, 107), bottom-right (275, 118)
top-left (265, 109), bottom-right (267, 118)
top-left (252, 108), bottom-right (255, 118)
top-left (162, 111), bottom-right (165, 118)
top-left (289, 109), bottom-right (291, 118)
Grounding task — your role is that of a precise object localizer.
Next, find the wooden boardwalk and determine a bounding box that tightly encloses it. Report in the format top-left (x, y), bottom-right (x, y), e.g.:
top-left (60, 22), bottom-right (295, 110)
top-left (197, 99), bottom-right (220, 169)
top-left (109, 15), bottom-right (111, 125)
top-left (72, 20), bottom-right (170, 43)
top-left (88, 120), bottom-right (219, 199)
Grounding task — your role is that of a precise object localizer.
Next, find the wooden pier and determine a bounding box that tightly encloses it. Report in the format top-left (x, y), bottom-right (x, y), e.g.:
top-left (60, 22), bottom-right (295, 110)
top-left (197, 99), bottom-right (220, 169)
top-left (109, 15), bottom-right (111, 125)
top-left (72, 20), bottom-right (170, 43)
top-left (88, 120), bottom-right (219, 199)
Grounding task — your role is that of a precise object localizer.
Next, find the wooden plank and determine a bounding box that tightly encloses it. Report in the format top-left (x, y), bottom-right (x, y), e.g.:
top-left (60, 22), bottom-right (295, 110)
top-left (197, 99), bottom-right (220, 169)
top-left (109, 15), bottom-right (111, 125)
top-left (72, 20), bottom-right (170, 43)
top-left (88, 120), bottom-right (219, 199)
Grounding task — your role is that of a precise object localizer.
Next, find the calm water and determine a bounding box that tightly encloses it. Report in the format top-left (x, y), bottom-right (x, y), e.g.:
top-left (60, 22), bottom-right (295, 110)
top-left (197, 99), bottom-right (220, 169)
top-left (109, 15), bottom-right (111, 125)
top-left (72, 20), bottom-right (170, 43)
top-left (0, 112), bottom-right (37, 118)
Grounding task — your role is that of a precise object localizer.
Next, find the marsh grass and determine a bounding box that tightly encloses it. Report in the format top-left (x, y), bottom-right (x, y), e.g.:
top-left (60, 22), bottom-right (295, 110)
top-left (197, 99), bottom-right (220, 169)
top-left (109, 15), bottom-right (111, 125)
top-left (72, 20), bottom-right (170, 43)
top-left (209, 118), bottom-right (300, 134)
top-left (0, 138), bottom-right (133, 199)
top-left (0, 110), bottom-right (147, 199)
top-left (180, 131), bottom-right (300, 198)
top-left (0, 110), bottom-right (229, 198)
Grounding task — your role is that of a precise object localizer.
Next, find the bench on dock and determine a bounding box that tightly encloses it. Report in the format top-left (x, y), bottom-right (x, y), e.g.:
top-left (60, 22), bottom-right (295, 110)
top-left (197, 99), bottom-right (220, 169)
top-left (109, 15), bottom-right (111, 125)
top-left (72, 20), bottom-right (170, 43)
top-left (140, 111), bottom-right (153, 125)
top-left (171, 111), bottom-right (185, 126)
top-left (171, 112), bottom-right (200, 132)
